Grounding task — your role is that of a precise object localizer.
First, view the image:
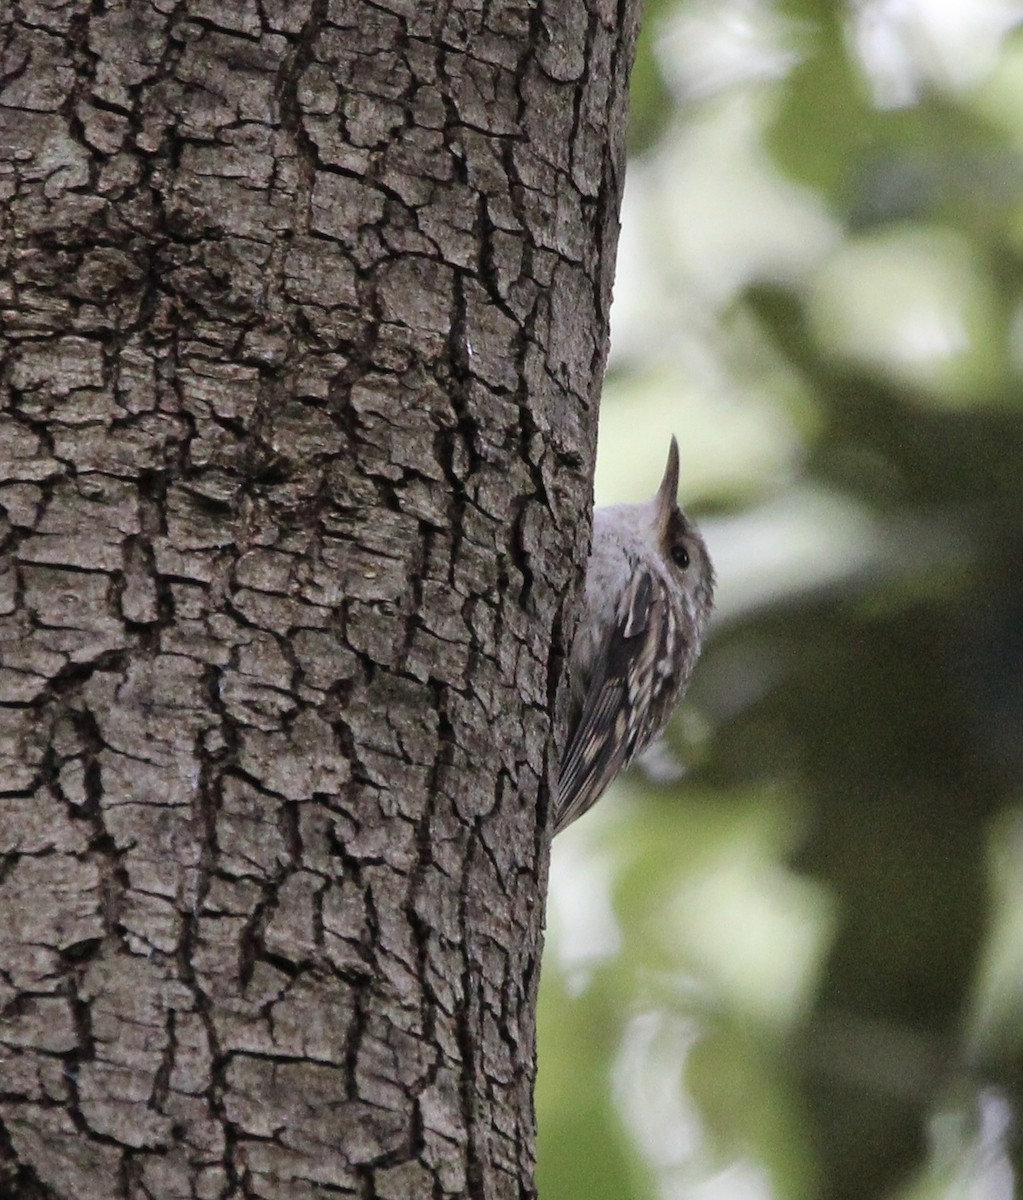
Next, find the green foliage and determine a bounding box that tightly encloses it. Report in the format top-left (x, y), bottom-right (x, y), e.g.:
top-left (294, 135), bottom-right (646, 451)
top-left (538, 4), bottom-right (1023, 1198)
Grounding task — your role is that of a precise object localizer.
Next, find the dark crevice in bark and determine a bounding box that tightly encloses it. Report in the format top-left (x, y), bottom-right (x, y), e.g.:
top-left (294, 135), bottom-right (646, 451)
top-left (64, 704), bottom-right (131, 938)
top-left (0, 1121), bottom-right (57, 1200)
top-left (149, 1009), bottom-right (176, 1111)
top-left (455, 828), bottom-right (487, 1200)
top-left (34, 652), bottom-right (128, 705)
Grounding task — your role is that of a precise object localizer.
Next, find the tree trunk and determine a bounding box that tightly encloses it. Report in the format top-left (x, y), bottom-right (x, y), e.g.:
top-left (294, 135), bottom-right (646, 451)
top-left (0, 3), bottom-right (639, 1197)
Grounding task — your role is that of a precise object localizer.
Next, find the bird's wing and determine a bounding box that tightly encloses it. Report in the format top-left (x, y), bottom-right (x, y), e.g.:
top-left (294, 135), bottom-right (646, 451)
top-left (556, 566), bottom-right (676, 833)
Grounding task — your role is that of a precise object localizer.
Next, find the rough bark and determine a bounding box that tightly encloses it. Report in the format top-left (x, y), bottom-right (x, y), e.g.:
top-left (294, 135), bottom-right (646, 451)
top-left (0, 2), bottom-right (639, 1197)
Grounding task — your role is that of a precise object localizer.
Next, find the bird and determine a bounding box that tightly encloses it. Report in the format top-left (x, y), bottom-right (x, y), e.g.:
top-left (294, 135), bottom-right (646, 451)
top-left (555, 436), bottom-right (715, 833)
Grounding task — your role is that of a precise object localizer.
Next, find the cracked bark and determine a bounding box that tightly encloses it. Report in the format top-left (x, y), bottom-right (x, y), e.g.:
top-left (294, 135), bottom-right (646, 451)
top-left (0, 2), bottom-right (639, 1197)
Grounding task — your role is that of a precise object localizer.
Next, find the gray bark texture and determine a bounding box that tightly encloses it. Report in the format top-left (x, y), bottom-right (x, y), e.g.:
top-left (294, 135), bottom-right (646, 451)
top-left (0, 2), bottom-right (639, 1197)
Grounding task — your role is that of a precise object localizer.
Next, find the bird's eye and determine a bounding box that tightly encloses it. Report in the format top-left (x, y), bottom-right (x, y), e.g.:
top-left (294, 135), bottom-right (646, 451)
top-left (671, 544), bottom-right (690, 570)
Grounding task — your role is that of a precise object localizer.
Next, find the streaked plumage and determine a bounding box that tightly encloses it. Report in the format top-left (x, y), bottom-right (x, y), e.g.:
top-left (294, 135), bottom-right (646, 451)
top-left (555, 437), bottom-right (714, 834)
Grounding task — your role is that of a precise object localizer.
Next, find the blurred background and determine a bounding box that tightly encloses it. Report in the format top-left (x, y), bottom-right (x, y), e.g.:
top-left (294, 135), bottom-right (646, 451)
top-left (536, 1), bottom-right (1023, 1198)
